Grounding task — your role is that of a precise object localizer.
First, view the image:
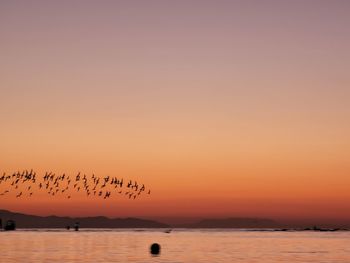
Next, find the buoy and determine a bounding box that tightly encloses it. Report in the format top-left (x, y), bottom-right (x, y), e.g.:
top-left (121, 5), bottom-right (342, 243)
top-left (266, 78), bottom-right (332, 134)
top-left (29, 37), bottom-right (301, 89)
top-left (150, 243), bottom-right (160, 255)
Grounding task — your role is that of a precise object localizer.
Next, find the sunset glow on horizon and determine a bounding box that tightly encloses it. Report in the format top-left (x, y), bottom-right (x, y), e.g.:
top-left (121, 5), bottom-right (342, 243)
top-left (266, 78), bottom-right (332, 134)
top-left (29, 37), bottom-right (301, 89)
top-left (1, 1), bottom-right (350, 223)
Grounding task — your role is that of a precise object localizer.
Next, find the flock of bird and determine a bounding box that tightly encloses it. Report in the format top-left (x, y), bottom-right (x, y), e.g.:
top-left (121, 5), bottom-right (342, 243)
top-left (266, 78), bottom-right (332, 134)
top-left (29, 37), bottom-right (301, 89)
top-left (0, 170), bottom-right (151, 200)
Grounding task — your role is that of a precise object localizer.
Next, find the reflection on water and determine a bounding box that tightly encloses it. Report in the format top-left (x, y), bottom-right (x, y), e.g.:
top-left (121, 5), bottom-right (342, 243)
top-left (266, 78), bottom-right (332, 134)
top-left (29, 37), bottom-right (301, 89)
top-left (0, 229), bottom-right (350, 263)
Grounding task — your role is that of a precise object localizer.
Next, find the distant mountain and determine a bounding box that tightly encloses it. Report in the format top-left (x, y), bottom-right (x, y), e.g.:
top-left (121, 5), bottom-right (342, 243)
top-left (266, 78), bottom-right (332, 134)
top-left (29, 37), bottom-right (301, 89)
top-left (186, 218), bottom-right (279, 228)
top-left (0, 209), bottom-right (169, 228)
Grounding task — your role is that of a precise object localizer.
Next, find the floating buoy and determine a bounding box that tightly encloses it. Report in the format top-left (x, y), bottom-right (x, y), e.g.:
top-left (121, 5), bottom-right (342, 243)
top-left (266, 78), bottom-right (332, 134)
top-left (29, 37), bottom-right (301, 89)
top-left (150, 243), bottom-right (160, 255)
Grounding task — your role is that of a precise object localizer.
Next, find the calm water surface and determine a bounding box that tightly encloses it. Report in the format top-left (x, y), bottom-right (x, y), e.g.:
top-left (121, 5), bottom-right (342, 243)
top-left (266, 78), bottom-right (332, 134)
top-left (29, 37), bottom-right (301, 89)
top-left (0, 229), bottom-right (349, 262)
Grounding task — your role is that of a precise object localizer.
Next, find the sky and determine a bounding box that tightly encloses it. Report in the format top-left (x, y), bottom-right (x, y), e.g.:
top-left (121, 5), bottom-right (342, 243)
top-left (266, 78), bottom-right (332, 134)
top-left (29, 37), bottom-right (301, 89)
top-left (0, 0), bottom-right (350, 223)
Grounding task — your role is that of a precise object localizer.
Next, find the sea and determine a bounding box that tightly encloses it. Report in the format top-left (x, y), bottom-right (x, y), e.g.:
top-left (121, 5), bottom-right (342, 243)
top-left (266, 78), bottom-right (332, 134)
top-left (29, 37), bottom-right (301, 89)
top-left (0, 229), bottom-right (349, 263)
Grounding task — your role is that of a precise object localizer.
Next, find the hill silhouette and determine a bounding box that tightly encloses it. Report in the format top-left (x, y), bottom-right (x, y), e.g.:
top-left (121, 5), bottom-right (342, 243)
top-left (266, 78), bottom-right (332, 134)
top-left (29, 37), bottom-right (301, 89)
top-left (0, 209), bottom-right (169, 228)
top-left (185, 218), bottom-right (279, 228)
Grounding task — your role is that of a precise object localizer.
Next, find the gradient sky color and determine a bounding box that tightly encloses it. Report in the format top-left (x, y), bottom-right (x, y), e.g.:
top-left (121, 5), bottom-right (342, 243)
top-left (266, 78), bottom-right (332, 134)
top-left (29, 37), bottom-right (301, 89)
top-left (1, 1), bottom-right (350, 222)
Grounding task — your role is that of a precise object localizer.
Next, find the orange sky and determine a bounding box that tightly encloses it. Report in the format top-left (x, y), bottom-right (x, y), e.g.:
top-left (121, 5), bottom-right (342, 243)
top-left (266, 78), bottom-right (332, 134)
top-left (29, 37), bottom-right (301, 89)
top-left (0, 1), bottom-right (350, 221)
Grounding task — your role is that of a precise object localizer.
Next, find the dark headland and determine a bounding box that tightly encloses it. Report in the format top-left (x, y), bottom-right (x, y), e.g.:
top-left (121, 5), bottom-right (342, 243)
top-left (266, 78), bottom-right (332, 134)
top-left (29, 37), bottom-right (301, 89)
top-left (0, 209), bottom-right (169, 228)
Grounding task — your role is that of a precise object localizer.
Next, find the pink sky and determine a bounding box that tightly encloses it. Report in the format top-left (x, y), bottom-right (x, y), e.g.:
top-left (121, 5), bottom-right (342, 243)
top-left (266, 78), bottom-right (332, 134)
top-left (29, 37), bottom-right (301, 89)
top-left (0, 1), bottom-right (349, 221)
